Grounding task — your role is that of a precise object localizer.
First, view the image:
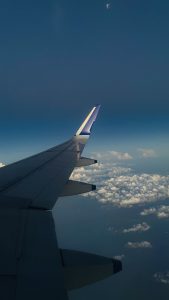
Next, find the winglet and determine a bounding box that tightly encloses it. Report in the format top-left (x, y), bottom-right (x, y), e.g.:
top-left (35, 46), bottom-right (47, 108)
top-left (75, 105), bottom-right (101, 136)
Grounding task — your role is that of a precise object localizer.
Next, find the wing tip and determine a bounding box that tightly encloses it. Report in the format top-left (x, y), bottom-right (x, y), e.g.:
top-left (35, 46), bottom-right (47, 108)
top-left (75, 105), bottom-right (101, 136)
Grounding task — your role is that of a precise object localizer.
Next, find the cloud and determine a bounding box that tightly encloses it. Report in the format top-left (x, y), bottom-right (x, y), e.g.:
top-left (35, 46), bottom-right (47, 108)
top-left (107, 226), bottom-right (117, 233)
top-left (109, 151), bottom-right (133, 161)
top-left (106, 3), bottom-right (111, 10)
top-left (126, 241), bottom-right (152, 249)
top-left (91, 152), bottom-right (104, 160)
top-left (114, 254), bottom-right (125, 260)
top-left (92, 148), bottom-right (156, 162)
top-left (141, 205), bottom-right (169, 219)
top-left (138, 148), bottom-right (157, 158)
top-left (71, 162), bottom-right (169, 207)
top-left (154, 271), bottom-right (169, 284)
top-left (123, 222), bottom-right (150, 233)
top-left (91, 150), bottom-right (133, 161)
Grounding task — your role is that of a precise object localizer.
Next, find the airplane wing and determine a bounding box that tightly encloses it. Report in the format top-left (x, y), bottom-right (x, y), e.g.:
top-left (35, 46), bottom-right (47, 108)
top-left (0, 105), bottom-right (122, 300)
top-left (0, 105), bottom-right (100, 210)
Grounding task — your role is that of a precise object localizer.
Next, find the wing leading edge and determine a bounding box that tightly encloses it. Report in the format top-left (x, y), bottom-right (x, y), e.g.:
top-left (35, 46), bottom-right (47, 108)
top-left (0, 105), bottom-right (100, 210)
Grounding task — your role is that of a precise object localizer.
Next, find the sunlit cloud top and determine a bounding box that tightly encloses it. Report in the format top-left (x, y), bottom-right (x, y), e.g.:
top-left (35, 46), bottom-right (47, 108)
top-left (71, 159), bottom-right (169, 207)
top-left (126, 241), bottom-right (152, 249)
top-left (123, 222), bottom-right (150, 233)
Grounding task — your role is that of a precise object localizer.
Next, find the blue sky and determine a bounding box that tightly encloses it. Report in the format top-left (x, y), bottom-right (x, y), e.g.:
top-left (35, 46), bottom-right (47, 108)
top-left (1, 2), bottom-right (169, 298)
top-left (0, 0), bottom-right (169, 163)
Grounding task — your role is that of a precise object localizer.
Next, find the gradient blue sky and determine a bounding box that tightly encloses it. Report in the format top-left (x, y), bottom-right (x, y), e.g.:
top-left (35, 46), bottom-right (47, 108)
top-left (1, 3), bottom-right (169, 298)
top-left (0, 0), bottom-right (169, 163)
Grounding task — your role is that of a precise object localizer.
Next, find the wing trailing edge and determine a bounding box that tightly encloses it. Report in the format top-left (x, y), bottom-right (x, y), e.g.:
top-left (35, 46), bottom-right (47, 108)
top-left (60, 249), bottom-right (122, 290)
top-left (60, 180), bottom-right (96, 197)
top-left (76, 157), bottom-right (97, 167)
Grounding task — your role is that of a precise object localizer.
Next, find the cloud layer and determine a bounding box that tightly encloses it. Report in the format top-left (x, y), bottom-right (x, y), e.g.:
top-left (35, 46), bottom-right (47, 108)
top-left (71, 162), bottom-right (169, 207)
top-left (126, 241), bottom-right (152, 248)
top-left (123, 222), bottom-right (150, 233)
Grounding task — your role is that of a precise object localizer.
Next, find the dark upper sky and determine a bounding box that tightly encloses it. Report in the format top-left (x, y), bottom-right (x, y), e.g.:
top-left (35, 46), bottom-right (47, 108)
top-left (0, 0), bottom-right (169, 162)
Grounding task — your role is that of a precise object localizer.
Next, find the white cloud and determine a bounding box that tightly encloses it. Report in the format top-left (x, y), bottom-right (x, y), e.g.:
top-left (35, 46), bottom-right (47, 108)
top-left (154, 271), bottom-right (169, 284)
top-left (140, 207), bottom-right (157, 216)
top-left (107, 226), bottom-right (116, 233)
top-left (91, 152), bottom-right (103, 160)
top-left (106, 3), bottom-right (111, 10)
top-left (109, 151), bottom-right (133, 161)
top-left (92, 148), bottom-right (157, 161)
top-left (126, 241), bottom-right (152, 249)
top-left (123, 222), bottom-right (150, 233)
top-left (91, 150), bottom-right (133, 161)
top-left (71, 162), bottom-right (169, 207)
top-left (0, 163), bottom-right (5, 168)
top-left (114, 254), bottom-right (125, 260)
top-left (138, 148), bottom-right (157, 158)
top-left (141, 205), bottom-right (169, 219)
